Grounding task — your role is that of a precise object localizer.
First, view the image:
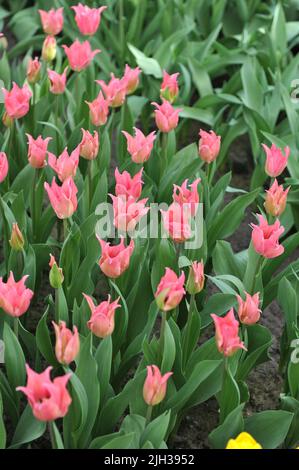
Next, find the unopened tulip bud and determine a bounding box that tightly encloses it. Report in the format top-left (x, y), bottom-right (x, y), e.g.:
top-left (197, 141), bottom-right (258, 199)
top-left (27, 57), bottom-right (41, 84)
top-left (143, 365), bottom-right (172, 406)
top-left (264, 179), bottom-right (289, 217)
top-left (2, 111), bottom-right (14, 128)
top-left (49, 254), bottom-right (64, 288)
top-left (9, 223), bottom-right (24, 251)
top-left (186, 261), bottom-right (204, 294)
top-left (42, 36), bottom-right (56, 62)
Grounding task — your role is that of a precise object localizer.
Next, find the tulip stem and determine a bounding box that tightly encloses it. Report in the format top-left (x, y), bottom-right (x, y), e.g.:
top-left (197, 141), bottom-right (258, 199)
top-left (159, 310), bottom-right (167, 364)
top-left (14, 318), bottom-right (19, 339)
top-left (145, 405), bottom-right (153, 424)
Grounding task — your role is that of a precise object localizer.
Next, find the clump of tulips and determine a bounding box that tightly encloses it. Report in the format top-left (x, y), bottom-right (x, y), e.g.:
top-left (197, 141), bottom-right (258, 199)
top-left (0, 2), bottom-right (298, 452)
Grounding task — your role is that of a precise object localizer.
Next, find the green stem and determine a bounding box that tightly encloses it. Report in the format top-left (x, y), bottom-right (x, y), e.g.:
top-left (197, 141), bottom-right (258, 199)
top-left (145, 405), bottom-right (153, 424)
top-left (48, 421), bottom-right (56, 449)
top-left (14, 318), bottom-right (19, 339)
top-left (159, 310), bottom-right (167, 364)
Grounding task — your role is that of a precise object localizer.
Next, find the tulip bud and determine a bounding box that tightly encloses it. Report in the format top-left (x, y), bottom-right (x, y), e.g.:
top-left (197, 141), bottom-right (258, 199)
top-left (42, 36), bottom-right (57, 62)
top-left (49, 254), bottom-right (64, 288)
top-left (186, 261), bottom-right (204, 295)
top-left (9, 223), bottom-right (24, 251)
top-left (2, 111), bottom-right (14, 128)
top-left (27, 57), bottom-right (41, 84)
top-left (143, 365), bottom-right (172, 406)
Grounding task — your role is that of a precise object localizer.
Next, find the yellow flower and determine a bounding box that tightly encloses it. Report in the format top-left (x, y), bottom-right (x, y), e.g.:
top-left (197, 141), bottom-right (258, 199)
top-left (226, 432), bottom-right (262, 449)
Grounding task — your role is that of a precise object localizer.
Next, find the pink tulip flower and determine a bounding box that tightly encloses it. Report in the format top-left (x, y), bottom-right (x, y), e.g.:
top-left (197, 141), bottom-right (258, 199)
top-left (26, 134), bottom-right (51, 169)
top-left (0, 152), bottom-right (8, 183)
top-left (236, 292), bottom-right (261, 325)
top-left (122, 128), bottom-right (156, 164)
top-left (97, 237), bottom-right (134, 278)
top-left (110, 194), bottom-right (149, 233)
top-left (79, 129), bottom-right (99, 160)
top-left (2, 82), bottom-right (32, 119)
top-left (115, 168), bottom-right (143, 200)
top-left (83, 294), bottom-right (120, 338)
top-left (123, 64), bottom-right (141, 94)
top-left (264, 179), bottom-right (290, 217)
top-left (0, 272), bottom-right (33, 318)
top-left (211, 309), bottom-right (246, 357)
top-left (155, 268), bottom-right (185, 311)
top-left (27, 57), bottom-right (41, 84)
top-left (263, 143), bottom-right (290, 178)
top-left (44, 177), bottom-right (78, 219)
top-left (52, 321), bottom-right (80, 365)
top-left (86, 91), bottom-right (109, 126)
top-left (72, 3), bottom-right (107, 36)
top-left (152, 99), bottom-right (181, 133)
top-left (62, 40), bottom-right (100, 72)
top-left (48, 67), bottom-right (68, 94)
top-left (143, 365), bottom-right (173, 406)
top-left (198, 129), bottom-right (221, 163)
top-left (161, 202), bottom-right (192, 243)
top-left (17, 365), bottom-right (71, 422)
top-left (172, 178), bottom-right (201, 216)
top-left (251, 214), bottom-right (284, 259)
top-left (160, 71), bottom-right (179, 103)
top-left (96, 74), bottom-right (127, 107)
top-left (186, 260), bottom-right (205, 295)
top-left (48, 146), bottom-right (80, 182)
top-left (39, 8), bottom-right (64, 36)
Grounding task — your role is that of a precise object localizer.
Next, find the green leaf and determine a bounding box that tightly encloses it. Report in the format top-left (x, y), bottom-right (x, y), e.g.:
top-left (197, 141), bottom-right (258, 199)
top-left (244, 411), bottom-right (293, 449)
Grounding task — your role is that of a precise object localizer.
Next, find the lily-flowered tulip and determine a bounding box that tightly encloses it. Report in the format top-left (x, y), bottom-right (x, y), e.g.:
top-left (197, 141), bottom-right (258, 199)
top-left (237, 291), bottom-right (261, 325)
top-left (97, 237), bottom-right (134, 278)
top-left (0, 152), bottom-right (8, 183)
top-left (211, 309), bottom-right (246, 357)
top-left (115, 168), bottom-right (143, 200)
top-left (155, 268), bottom-right (185, 312)
top-left (160, 71), bottom-right (179, 103)
top-left (198, 129), bottom-right (221, 163)
top-left (9, 223), bottom-right (24, 252)
top-left (72, 4), bottom-right (107, 36)
top-left (123, 65), bottom-right (141, 94)
top-left (49, 254), bottom-right (64, 289)
top-left (48, 67), bottom-right (68, 94)
top-left (226, 432), bottom-right (262, 450)
top-left (111, 195), bottom-right (149, 233)
top-left (44, 177), bottom-right (78, 219)
top-left (161, 202), bottom-right (192, 243)
top-left (0, 272), bottom-right (33, 317)
top-left (2, 82), bottom-right (32, 119)
top-left (143, 365), bottom-right (173, 406)
top-left (79, 129), bottom-right (99, 160)
top-left (172, 178), bottom-right (200, 216)
top-left (251, 214), bottom-right (284, 259)
top-left (63, 40), bottom-right (100, 72)
top-left (42, 36), bottom-right (57, 62)
top-left (84, 294), bottom-right (120, 338)
top-left (152, 99), bottom-right (181, 133)
top-left (86, 91), bottom-right (109, 126)
top-left (52, 321), bottom-right (80, 365)
top-left (26, 134), bottom-right (51, 169)
top-left (186, 260), bottom-right (205, 295)
top-left (39, 8), bottom-right (64, 36)
top-left (96, 74), bottom-right (127, 107)
top-left (48, 146), bottom-right (80, 182)
top-left (17, 365), bottom-right (71, 422)
top-left (27, 57), bottom-right (41, 84)
top-left (264, 179), bottom-right (289, 217)
top-left (263, 143), bottom-right (290, 178)
top-left (122, 128), bottom-right (156, 164)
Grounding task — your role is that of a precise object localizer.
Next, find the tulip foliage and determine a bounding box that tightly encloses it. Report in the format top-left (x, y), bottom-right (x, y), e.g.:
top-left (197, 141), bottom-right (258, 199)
top-left (0, 0), bottom-right (299, 451)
